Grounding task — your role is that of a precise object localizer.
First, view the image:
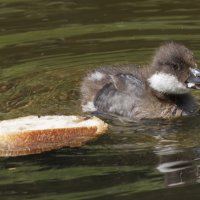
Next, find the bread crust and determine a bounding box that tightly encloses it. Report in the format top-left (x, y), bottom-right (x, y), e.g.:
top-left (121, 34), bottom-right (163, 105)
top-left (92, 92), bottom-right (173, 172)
top-left (0, 116), bottom-right (108, 157)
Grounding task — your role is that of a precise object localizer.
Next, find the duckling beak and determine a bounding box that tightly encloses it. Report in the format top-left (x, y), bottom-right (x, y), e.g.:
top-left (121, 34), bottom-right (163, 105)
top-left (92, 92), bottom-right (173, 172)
top-left (186, 68), bottom-right (200, 89)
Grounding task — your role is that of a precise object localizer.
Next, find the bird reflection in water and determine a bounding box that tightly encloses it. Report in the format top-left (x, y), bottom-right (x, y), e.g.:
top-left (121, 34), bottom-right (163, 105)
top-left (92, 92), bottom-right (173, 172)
top-left (155, 146), bottom-right (198, 187)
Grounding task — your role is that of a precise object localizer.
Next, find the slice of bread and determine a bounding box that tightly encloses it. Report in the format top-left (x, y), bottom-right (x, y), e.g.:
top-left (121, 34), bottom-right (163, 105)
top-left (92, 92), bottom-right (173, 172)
top-left (0, 115), bottom-right (108, 157)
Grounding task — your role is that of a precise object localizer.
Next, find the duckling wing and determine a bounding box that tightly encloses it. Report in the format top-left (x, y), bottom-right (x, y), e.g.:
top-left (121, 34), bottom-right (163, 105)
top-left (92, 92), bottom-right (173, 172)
top-left (81, 67), bottom-right (145, 118)
top-left (94, 73), bottom-right (145, 118)
top-left (110, 73), bottom-right (144, 93)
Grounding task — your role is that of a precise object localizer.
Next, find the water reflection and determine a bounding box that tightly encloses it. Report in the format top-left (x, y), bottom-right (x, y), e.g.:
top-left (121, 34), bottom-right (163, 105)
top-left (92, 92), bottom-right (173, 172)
top-left (94, 115), bottom-right (200, 189)
top-left (156, 149), bottom-right (196, 187)
top-left (1, 142), bottom-right (200, 199)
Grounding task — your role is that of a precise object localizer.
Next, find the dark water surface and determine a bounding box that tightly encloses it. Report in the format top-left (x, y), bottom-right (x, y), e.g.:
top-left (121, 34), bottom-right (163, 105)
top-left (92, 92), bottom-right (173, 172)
top-left (1, 0), bottom-right (200, 199)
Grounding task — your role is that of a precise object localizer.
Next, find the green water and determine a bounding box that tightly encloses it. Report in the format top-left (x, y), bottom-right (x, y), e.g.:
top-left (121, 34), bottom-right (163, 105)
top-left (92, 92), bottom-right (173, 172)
top-left (1, 0), bottom-right (200, 199)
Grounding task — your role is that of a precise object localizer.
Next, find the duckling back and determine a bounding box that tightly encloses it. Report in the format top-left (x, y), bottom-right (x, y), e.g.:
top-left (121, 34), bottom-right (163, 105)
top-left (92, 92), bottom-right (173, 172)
top-left (80, 65), bottom-right (146, 118)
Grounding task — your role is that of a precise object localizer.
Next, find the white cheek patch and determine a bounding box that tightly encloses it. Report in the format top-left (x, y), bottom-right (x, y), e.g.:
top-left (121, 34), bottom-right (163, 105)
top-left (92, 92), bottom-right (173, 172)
top-left (148, 73), bottom-right (188, 94)
top-left (88, 72), bottom-right (105, 81)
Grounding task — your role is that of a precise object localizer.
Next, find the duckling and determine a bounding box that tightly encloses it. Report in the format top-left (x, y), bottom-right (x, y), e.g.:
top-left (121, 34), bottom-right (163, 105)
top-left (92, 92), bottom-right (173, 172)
top-left (80, 42), bottom-right (200, 119)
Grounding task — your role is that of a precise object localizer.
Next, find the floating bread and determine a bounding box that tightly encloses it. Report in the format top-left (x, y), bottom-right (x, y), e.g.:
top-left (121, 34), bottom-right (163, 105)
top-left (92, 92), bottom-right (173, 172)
top-left (0, 115), bottom-right (108, 157)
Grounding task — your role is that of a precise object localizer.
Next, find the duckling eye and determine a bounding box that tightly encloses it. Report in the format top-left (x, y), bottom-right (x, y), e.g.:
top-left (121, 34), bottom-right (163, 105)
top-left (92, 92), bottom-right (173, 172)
top-left (170, 63), bottom-right (180, 71)
top-left (164, 61), bottom-right (176, 68)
